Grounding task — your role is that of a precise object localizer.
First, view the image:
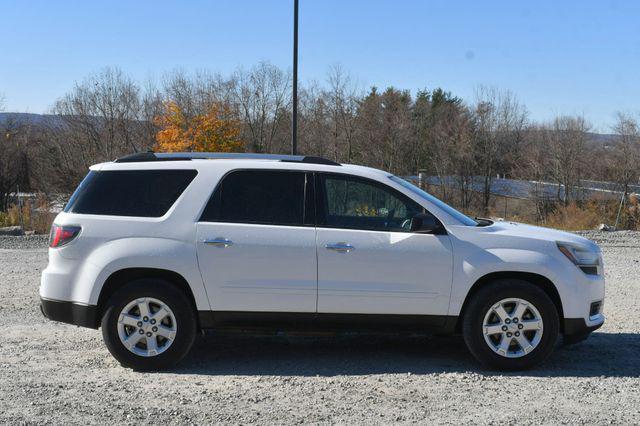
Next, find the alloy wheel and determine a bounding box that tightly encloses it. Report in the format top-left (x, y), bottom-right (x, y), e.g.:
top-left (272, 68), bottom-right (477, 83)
top-left (117, 297), bottom-right (177, 357)
top-left (482, 297), bottom-right (544, 358)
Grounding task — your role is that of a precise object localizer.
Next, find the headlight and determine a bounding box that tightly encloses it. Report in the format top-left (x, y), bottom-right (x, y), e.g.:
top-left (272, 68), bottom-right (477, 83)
top-left (556, 241), bottom-right (600, 275)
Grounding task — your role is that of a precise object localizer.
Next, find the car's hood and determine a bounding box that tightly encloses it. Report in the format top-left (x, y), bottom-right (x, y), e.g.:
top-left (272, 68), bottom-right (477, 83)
top-left (480, 220), bottom-right (600, 251)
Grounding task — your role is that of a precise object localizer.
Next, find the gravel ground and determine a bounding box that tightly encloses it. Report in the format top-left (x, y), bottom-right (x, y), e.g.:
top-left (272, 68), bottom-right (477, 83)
top-left (1, 231), bottom-right (639, 424)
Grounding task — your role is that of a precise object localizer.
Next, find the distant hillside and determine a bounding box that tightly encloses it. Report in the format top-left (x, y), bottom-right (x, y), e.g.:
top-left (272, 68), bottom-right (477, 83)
top-left (585, 132), bottom-right (617, 147)
top-left (0, 112), bottom-right (64, 126)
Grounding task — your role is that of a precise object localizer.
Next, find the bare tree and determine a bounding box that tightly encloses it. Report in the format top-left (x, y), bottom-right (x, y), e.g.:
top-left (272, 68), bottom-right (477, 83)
top-left (298, 82), bottom-right (331, 157)
top-left (140, 80), bottom-right (164, 148)
top-left (52, 67), bottom-right (151, 183)
top-left (0, 115), bottom-right (29, 210)
top-left (472, 87), bottom-right (528, 214)
top-left (432, 99), bottom-right (474, 208)
top-left (162, 70), bottom-right (198, 120)
top-left (233, 62), bottom-right (291, 153)
top-left (611, 112), bottom-right (640, 196)
top-left (54, 68), bottom-right (139, 152)
top-left (325, 65), bottom-right (360, 162)
top-left (513, 125), bottom-right (553, 222)
top-left (547, 115), bottom-right (590, 205)
top-left (162, 70), bottom-right (236, 119)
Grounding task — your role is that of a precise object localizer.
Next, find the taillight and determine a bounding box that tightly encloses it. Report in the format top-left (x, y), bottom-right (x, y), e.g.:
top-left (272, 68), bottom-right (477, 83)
top-left (49, 224), bottom-right (81, 248)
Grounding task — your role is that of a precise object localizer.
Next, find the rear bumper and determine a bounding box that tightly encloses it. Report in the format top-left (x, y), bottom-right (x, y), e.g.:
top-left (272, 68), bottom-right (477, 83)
top-left (40, 297), bottom-right (99, 329)
top-left (563, 313), bottom-right (604, 344)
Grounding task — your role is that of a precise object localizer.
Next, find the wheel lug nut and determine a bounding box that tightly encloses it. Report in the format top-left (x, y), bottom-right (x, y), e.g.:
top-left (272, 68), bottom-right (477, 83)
top-left (506, 332), bottom-right (512, 337)
top-left (515, 331), bottom-right (520, 337)
top-left (143, 316), bottom-right (149, 322)
top-left (137, 321), bottom-right (143, 327)
top-left (501, 326), bottom-right (508, 331)
top-left (150, 319), bottom-right (156, 325)
top-left (146, 332), bottom-right (152, 337)
top-left (505, 319), bottom-right (511, 324)
top-left (513, 318), bottom-right (519, 323)
top-left (139, 329), bottom-right (144, 334)
top-left (518, 324), bottom-right (524, 330)
top-left (152, 326), bottom-right (158, 332)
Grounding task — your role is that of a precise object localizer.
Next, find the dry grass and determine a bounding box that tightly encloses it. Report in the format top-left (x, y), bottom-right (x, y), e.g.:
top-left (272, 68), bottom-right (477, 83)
top-left (541, 199), bottom-right (625, 231)
top-left (544, 202), bottom-right (604, 231)
top-left (0, 195), bottom-right (55, 234)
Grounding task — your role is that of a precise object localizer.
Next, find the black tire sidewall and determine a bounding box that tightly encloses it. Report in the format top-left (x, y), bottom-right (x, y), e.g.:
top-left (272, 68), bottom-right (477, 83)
top-left (101, 279), bottom-right (197, 371)
top-left (462, 279), bottom-right (560, 371)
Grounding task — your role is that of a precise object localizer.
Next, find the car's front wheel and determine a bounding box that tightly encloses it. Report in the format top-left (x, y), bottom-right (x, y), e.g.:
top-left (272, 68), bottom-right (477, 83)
top-left (462, 279), bottom-right (559, 370)
top-left (101, 279), bottom-right (197, 370)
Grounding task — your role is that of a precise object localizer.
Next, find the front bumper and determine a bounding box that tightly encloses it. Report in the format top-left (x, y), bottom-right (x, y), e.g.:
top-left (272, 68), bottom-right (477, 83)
top-left (563, 313), bottom-right (605, 344)
top-left (40, 297), bottom-right (99, 329)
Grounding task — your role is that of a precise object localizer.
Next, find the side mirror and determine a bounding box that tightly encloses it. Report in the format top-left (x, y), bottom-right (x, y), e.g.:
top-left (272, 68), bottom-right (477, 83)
top-left (410, 213), bottom-right (445, 234)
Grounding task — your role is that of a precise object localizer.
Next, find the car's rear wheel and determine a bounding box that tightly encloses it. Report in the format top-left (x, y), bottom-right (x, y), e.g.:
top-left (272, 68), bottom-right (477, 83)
top-left (462, 279), bottom-right (559, 370)
top-left (101, 279), bottom-right (197, 370)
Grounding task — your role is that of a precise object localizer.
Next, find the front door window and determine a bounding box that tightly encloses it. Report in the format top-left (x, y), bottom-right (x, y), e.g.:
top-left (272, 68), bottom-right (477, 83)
top-left (319, 174), bottom-right (427, 232)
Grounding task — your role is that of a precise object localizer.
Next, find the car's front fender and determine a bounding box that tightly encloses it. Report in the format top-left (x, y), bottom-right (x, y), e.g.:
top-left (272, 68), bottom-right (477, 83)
top-left (448, 246), bottom-right (581, 317)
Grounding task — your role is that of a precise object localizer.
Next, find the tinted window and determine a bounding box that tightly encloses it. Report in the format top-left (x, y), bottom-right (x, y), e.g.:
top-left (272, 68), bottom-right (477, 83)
top-left (200, 170), bottom-right (307, 226)
top-left (65, 170), bottom-right (197, 217)
top-left (388, 175), bottom-right (478, 226)
top-left (320, 174), bottom-right (425, 232)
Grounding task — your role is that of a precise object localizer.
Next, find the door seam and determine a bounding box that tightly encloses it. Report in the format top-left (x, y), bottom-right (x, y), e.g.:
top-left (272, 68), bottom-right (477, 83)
top-left (314, 226), bottom-right (319, 313)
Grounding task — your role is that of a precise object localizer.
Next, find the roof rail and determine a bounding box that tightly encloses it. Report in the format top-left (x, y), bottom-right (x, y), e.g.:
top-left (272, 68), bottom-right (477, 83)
top-left (115, 152), bottom-right (341, 166)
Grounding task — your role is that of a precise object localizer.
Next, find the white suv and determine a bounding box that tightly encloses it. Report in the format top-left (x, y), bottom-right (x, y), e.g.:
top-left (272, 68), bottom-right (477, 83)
top-left (40, 152), bottom-right (605, 370)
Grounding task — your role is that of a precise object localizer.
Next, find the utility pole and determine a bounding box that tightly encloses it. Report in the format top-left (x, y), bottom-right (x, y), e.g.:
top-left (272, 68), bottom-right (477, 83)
top-left (291, 0), bottom-right (299, 155)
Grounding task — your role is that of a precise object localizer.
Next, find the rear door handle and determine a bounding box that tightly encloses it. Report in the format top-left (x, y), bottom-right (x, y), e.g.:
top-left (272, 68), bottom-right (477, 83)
top-left (203, 238), bottom-right (233, 247)
top-left (325, 242), bottom-right (355, 253)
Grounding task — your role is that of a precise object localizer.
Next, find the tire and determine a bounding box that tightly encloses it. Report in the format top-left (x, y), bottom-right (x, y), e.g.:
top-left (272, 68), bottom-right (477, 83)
top-left (462, 279), bottom-right (559, 371)
top-left (101, 279), bottom-right (197, 371)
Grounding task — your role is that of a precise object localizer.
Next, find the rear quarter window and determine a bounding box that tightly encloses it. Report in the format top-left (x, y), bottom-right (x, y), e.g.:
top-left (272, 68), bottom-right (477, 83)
top-left (64, 169), bottom-right (197, 217)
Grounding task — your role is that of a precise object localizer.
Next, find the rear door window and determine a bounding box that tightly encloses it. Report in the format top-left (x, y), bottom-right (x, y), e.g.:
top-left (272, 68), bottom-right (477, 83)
top-left (64, 169), bottom-right (197, 217)
top-left (200, 170), bottom-right (310, 226)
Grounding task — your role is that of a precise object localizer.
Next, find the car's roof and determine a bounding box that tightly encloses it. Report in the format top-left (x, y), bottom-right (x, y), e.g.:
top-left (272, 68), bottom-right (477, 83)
top-left (92, 152), bottom-right (390, 180)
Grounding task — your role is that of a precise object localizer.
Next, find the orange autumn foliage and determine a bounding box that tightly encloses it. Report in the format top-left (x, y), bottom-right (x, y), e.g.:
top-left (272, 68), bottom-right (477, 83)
top-left (154, 101), bottom-right (244, 153)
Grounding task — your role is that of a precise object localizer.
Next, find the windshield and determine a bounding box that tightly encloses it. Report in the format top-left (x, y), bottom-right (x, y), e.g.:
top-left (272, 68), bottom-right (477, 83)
top-left (389, 176), bottom-right (478, 226)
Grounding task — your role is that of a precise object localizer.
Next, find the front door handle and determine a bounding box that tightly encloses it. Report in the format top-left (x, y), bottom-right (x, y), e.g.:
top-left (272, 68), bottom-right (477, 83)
top-left (325, 242), bottom-right (355, 253)
top-left (203, 238), bottom-right (233, 247)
